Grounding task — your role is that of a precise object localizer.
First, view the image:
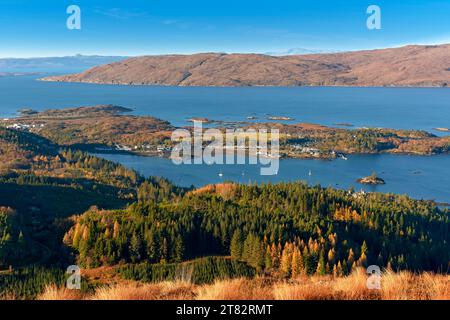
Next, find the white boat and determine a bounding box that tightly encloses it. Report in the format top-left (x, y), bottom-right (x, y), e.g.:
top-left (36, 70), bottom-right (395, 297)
top-left (308, 170), bottom-right (312, 176)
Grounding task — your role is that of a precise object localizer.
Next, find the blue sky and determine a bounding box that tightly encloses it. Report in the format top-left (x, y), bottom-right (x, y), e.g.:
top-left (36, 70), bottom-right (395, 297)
top-left (1, 0), bottom-right (449, 57)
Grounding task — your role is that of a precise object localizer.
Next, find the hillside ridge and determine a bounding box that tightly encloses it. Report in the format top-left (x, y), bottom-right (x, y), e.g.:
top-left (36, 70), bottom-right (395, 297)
top-left (41, 44), bottom-right (450, 87)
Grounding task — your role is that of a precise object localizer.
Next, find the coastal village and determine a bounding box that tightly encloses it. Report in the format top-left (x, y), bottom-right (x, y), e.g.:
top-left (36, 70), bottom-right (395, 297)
top-left (1, 105), bottom-right (449, 163)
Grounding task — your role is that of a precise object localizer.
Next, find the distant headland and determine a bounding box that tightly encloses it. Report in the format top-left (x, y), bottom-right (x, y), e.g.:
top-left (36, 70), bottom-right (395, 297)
top-left (41, 44), bottom-right (450, 88)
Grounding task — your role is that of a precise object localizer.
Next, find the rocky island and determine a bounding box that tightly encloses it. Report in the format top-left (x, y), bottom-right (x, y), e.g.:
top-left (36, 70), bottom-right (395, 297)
top-left (357, 172), bottom-right (386, 185)
top-left (267, 116), bottom-right (294, 121)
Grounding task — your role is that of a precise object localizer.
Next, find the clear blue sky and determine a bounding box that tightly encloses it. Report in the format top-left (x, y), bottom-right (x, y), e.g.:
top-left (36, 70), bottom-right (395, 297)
top-left (1, 0), bottom-right (449, 57)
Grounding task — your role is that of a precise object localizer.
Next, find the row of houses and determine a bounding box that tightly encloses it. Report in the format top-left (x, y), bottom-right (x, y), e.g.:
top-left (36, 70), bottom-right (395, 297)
top-left (6, 123), bottom-right (45, 130)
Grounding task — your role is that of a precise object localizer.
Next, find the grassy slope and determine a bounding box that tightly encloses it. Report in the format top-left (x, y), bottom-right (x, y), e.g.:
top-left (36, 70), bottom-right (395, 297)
top-left (36, 268), bottom-right (450, 300)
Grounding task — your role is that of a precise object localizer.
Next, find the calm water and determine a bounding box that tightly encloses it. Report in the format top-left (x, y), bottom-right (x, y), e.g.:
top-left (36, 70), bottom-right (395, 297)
top-left (1, 75), bottom-right (450, 134)
top-left (96, 153), bottom-right (450, 203)
top-left (1, 75), bottom-right (449, 202)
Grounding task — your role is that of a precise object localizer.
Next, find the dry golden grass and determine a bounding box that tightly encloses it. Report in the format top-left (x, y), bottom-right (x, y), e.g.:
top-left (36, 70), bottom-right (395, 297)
top-left (331, 268), bottom-right (378, 300)
top-left (33, 269), bottom-right (450, 300)
top-left (0, 293), bottom-right (20, 301)
top-left (273, 276), bottom-right (335, 300)
top-left (381, 271), bottom-right (450, 300)
top-left (196, 277), bottom-right (274, 300)
top-left (90, 281), bottom-right (196, 300)
top-left (37, 285), bottom-right (85, 300)
top-left (273, 269), bottom-right (450, 300)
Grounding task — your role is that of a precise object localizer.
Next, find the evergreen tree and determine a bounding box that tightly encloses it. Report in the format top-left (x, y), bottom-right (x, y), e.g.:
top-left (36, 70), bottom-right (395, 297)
top-left (316, 250), bottom-right (326, 275)
top-left (358, 241), bottom-right (368, 267)
top-left (129, 232), bottom-right (143, 263)
top-left (230, 230), bottom-right (244, 260)
top-left (173, 235), bottom-right (184, 263)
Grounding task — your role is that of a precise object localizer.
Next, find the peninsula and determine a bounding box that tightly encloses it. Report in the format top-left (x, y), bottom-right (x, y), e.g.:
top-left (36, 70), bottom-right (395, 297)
top-left (1, 105), bottom-right (448, 160)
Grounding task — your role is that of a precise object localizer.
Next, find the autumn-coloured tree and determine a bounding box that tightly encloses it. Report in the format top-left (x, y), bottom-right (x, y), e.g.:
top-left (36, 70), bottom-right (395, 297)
top-left (291, 246), bottom-right (303, 278)
top-left (270, 243), bottom-right (281, 269)
top-left (358, 241), bottom-right (368, 267)
top-left (347, 248), bottom-right (355, 266)
top-left (113, 221), bottom-right (120, 239)
top-left (280, 243), bottom-right (293, 276)
top-left (264, 245), bottom-right (273, 269)
top-left (327, 248), bottom-right (335, 264)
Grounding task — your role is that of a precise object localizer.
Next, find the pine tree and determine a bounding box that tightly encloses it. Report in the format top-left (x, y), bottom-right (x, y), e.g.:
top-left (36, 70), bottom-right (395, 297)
top-left (146, 230), bottom-right (159, 263)
top-left (242, 234), bottom-right (254, 262)
top-left (302, 247), bottom-right (315, 275)
top-left (173, 235), bottom-right (184, 262)
top-left (230, 230), bottom-right (244, 260)
top-left (316, 250), bottom-right (326, 275)
top-left (250, 236), bottom-right (265, 271)
top-left (129, 232), bottom-right (143, 263)
top-left (160, 237), bottom-right (169, 263)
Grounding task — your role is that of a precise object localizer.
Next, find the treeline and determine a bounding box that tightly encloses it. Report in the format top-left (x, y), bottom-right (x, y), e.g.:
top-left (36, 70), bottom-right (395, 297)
top-left (64, 182), bottom-right (450, 274)
top-left (118, 256), bottom-right (255, 284)
top-left (231, 231), bottom-right (368, 276)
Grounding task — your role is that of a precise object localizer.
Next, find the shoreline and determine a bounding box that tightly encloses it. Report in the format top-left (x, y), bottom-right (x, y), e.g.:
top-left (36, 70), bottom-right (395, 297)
top-left (91, 150), bottom-right (450, 205)
top-left (0, 104), bottom-right (448, 162)
top-left (38, 77), bottom-right (450, 89)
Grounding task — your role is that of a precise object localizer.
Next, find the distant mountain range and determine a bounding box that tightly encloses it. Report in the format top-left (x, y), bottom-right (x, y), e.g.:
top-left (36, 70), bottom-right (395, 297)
top-left (41, 44), bottom-right (450, 87)
top-left (0, 55), bottom-right (127, 73)
top-left (265, 48), bottom-right (339, 56)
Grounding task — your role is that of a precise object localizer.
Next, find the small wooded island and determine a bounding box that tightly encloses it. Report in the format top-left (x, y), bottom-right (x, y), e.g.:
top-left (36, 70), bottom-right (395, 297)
top-left (357, 172), bottom-right (386, 185)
